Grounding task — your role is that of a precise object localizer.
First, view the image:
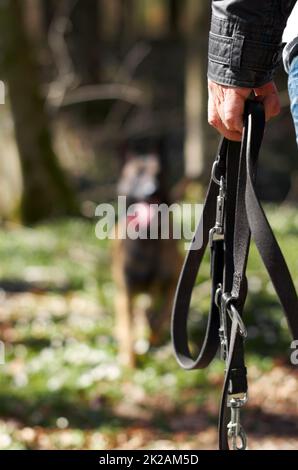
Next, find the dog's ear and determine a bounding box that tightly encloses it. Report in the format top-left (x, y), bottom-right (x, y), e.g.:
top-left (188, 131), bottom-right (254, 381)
top-left (119, 144), bottom-right (138, 173)
top-left (144, 154), bottom-right (161, 175)
top-left (119, 140), bottom-right (137, 166)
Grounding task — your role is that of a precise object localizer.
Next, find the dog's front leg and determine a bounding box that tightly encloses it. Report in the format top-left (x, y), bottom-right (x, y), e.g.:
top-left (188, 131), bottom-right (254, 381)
top-left (115, 289), bottom-right (135, 368)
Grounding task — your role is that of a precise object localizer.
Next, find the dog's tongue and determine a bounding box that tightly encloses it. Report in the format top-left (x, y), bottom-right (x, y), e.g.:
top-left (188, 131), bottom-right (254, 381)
top-left (127, 202), bottom-right (156, 229)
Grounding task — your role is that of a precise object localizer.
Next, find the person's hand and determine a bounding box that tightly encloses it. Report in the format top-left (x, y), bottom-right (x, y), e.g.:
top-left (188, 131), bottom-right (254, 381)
top-left (208, 80), bottom-right (281, 141)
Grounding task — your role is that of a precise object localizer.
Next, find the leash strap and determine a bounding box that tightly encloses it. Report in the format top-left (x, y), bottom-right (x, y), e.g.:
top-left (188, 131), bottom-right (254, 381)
top-left (171, 100), bottom-right (298, 450)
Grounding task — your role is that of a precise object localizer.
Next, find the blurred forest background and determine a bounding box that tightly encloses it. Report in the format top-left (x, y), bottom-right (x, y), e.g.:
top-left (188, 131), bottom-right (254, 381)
top-left (0, 0), bottom-right (297, 450)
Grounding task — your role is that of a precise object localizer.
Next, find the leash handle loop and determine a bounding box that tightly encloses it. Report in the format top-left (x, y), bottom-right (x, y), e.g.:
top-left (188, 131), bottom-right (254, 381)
top-left (171, 99), bottom-right (298, 451)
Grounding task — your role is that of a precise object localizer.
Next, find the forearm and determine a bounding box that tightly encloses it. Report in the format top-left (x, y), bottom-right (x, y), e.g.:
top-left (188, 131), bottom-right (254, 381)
top-left (208, 0), bottom-right (296, 87)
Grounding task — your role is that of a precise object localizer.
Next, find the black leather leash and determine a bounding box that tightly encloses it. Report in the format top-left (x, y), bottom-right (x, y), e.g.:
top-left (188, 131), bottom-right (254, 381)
top-left (171, 100), bottom-right (298, 450)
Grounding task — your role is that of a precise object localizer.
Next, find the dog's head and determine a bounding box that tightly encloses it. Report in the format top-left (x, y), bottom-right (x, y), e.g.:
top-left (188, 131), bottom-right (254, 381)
top-left (118, 152), bottom-right (166, 205)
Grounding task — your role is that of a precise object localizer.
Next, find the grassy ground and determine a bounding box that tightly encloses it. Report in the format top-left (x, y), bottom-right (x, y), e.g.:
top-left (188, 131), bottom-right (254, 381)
top-left (0, 206), bottom-right (297, 450)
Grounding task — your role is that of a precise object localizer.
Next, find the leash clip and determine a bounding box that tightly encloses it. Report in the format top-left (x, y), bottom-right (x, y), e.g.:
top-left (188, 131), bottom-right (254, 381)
top-left (216, 292), bottom-right (247, 361)
top-left (227, 394), bottom-right (248, 450)
top-left (215, 286), bottom-right (229, 361)
top-left (209, 176), bottom-right (226, 247)
top-left (222, 293), bottom-right (247, 338)
top-left (227, 303), bottom-right (247, 338)
top-left (211, 158), bottom-right (222, 185)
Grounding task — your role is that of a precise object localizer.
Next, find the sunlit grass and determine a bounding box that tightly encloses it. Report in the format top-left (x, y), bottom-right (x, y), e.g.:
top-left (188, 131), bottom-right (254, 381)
top-left (0, 205), bottom-right (297, 448)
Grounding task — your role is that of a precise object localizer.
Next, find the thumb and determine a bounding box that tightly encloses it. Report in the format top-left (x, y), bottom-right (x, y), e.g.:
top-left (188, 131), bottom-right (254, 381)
top-left (254, 82), bottom-right (281, 121)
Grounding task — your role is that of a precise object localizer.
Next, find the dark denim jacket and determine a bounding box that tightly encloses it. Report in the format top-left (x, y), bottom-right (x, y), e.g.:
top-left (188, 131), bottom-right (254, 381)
top-left (208, 0), bottom-right (297, 87)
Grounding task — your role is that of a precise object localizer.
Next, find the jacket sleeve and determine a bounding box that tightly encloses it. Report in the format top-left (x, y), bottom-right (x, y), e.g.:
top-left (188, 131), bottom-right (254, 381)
top-left (208, 0), bottom-right (296, 87)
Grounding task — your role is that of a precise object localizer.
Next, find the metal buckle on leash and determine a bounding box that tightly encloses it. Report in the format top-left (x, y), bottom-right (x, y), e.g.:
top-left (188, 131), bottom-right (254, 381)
top-left (216, 291), bottom-right (248, 361)
top-left (209, 170), bottom-right (226, 247)
top-left (227, 303), bottom-right (247, 338)
top-left (227, 393), bottom-right (248, 450)
top-left (215, 285), bottom-right (229, 361)
top-left (211, 158), bottom-right (222, 185)
top-left (215, 290), bottom-right (247, 364)
top-left (222, 293), bottom-right (247, 338)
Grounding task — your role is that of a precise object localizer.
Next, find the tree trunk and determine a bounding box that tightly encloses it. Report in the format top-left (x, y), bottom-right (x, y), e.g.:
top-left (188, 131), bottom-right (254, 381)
top-left (184, 1), bottom-right (217, 183)
top-left (40, 0), bottom-right (57, 32)
top-left (116, 0), bottom-right (135, 51)
top-left (68, 0), bottom-right (101, 84)
top-left (100, 0), bottom-right (136, 49)
top-left (0, 0), bottom-right (78, 224)
top-left (168, 0), bottom-right (180, 36)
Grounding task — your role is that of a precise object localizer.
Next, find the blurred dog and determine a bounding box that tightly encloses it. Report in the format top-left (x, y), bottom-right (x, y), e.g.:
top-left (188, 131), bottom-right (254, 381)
top-left (112, 145), bottom-right (182, 367)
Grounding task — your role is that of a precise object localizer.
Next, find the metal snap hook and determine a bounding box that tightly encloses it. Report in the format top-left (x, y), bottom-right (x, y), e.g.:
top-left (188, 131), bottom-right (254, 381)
top-left (211, 159), bottom-right (222, 185)
top-left (227, 395), bottom-right (248, 451)
top-left (228, 423), bottom-right (247, 450)
top-left (214, 285), bottom-right (222, 308)
top-left (228, 304), bottom-right (247, 338)
top-left (208, 174), bottom-right (226, 247)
